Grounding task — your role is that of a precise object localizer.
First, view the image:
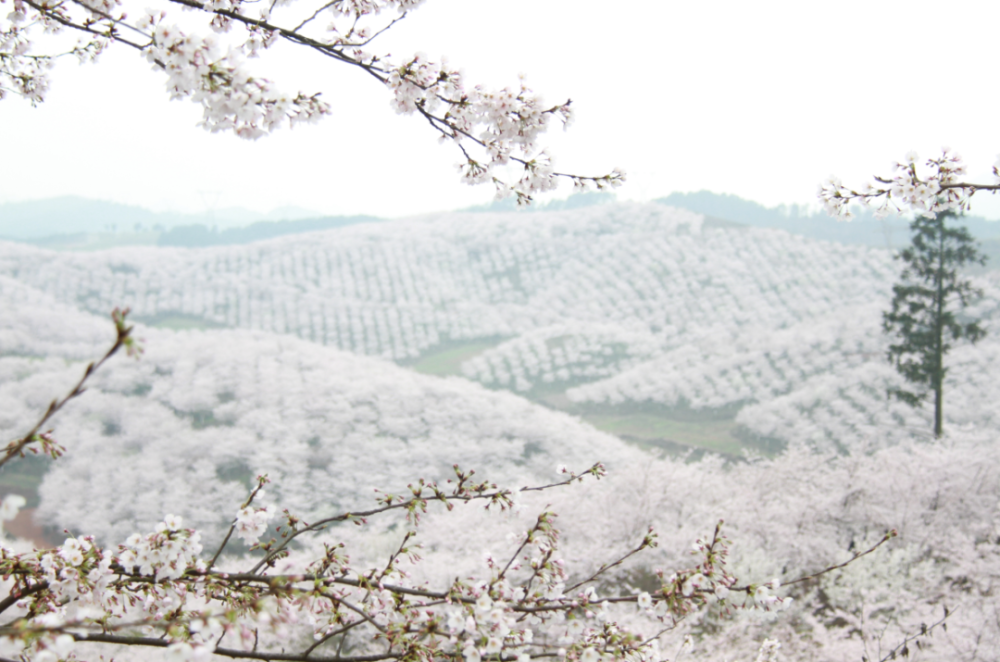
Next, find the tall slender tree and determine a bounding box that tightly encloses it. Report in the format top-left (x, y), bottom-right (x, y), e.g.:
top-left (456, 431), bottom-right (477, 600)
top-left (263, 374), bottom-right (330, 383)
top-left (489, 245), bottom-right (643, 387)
top-left (883, 210), bottom-right (987, 438)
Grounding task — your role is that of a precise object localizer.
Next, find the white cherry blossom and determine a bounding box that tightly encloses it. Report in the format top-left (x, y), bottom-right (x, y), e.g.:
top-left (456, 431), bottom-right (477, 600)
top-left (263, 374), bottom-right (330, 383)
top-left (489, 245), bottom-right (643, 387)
top-left (819, 149), bottom-right (1000, 219)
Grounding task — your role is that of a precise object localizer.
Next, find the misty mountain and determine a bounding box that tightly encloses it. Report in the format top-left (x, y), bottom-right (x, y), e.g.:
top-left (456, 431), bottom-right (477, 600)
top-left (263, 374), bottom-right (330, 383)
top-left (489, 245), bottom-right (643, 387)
top-left (0, 196), bottom-right (325, 240)
top-left (7, 191), bottom-right (1000, 256)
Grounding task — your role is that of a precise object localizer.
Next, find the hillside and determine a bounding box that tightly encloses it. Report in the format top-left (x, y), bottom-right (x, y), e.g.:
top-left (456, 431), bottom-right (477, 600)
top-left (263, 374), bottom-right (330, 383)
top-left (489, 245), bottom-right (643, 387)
top-left (2, 202), bottom-right (999, 457)
top-left (0, 278), bottom-right (640, 543)
top-left (3, 204), bottom-right (1000, 660)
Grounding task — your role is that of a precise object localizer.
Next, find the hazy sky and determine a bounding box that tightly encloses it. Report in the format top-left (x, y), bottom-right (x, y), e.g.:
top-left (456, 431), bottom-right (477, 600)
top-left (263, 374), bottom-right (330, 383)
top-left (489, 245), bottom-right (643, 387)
top-left (4, 0), bottom-right (1000, 219)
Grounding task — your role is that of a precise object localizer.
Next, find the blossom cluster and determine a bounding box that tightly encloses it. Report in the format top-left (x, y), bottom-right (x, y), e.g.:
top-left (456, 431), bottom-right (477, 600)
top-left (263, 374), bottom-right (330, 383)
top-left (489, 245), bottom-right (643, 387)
top-left (819, 149), bottom-right (1000, 219)
top-left (141, 15), bottom-right (329, 139)
top-left (0, 521), bottom-right (213, 661)
top-left (0, 38), bottom-right (52, 104)
top-left (384, 53), bottom-right (621, 203)
top-left (233, 502), bottom-right (275, 543)
top-left (118, 514), bottom-right (206, 579)
top-left (1, 0), bottom-right (115, 103)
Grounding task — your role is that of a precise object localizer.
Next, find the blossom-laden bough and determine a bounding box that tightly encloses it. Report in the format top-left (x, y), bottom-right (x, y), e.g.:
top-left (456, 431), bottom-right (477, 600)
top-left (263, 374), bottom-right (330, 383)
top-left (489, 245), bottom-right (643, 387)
top-left (0, 310), bottom-right (931, 662)
top-left (0, 0), bottom-right (624, 205)
top-left (819, 149), bottom-right (1000, 219)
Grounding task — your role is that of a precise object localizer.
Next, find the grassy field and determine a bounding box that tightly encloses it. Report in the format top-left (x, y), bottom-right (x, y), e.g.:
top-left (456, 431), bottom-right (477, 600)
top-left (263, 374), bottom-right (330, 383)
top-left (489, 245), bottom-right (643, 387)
top-left (409, 351), bottom-right (752, 457)
top-left (409, 340), bottom-right (501, 376)
top-left (580, 412), bottom-right (744, 456)
top-left (0, 455), bottom-right (49, 508)
top-left (141, 315), bottom-right (227, 331)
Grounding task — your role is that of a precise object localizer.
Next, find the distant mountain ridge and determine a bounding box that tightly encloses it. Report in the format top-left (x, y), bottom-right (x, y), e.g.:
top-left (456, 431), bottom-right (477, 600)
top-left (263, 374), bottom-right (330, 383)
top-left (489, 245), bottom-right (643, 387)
top-left (6, 192), bottom-right (1000, 255)
top-left (0, 196), bottom-right (325, 240)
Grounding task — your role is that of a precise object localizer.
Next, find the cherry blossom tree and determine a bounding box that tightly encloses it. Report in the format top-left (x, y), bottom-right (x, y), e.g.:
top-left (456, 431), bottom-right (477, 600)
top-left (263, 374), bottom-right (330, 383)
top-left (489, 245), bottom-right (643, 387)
top-left (1, 0), bottom-right (622, 205)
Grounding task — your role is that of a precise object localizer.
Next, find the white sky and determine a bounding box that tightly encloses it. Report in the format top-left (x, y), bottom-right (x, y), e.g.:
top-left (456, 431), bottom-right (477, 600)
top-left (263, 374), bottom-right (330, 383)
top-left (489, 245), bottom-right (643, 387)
top-left (3, 0), bottom-right (1000, 219)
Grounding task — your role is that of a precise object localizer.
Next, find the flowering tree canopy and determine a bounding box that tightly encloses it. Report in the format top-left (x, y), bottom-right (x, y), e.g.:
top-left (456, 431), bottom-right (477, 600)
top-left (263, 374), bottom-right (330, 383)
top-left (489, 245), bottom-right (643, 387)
top-left (1, 0), bottom-right (623, 204)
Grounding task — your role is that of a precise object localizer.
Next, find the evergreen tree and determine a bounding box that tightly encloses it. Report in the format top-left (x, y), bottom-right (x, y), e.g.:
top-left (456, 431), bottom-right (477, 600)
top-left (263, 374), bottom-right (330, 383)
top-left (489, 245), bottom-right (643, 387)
top-left (883, 210), bottom-right (987, 438)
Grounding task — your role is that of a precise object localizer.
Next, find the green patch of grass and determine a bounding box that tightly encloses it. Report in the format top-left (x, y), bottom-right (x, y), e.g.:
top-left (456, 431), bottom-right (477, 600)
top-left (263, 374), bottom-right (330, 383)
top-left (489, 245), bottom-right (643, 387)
top-left (410, 341), bottom-right (499, 376)
top-left (580, 412), bottom-right (744, 456)
top-left (140, 315), bottom-right (226, 331)
top-left (0, 455), bottom-right (52, 508)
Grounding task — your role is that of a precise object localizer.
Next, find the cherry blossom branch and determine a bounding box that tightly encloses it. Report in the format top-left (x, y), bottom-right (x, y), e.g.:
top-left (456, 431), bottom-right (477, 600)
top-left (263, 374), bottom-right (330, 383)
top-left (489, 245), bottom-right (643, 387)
top-left (160, 0), bottom-right (608, 200)
top-left (21, 0), bottom-right (145, 50)
top-left (0, 582), bottom-right (47, 615)
top-left (72, 633), bottom-right (394, 662)
top-left (492, 512), bottom-right (552, 587)
top-left (819, 150), bottom-right (1000, 219)
top-left (208, 474), bottom-right (271, 570)
top-left (777, 528), bottom-right (896, 589)
top-left (563, 527), bottom-right (657, 594)
top-left (0, 307), bottom-right (139, 469)
top-left (302, 618), bottom-right (369, 657)
top-left (0, 479), bottom-right (891, 662)
top-left (317, 591), bottom-right (388, 633)
top-left (249, 464), bottom-right (602, 574)
top-left (7, 0), bottom-right (623, 201)
top-left (367, 529), bottom-right (414, 586)
top-left (729, 528), bottom-right (897, 607)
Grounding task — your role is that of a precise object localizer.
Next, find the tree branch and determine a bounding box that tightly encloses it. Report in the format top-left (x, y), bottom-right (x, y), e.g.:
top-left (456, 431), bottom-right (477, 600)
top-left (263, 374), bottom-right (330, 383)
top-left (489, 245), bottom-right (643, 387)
top-left (1, 308), bottom-right (137, 469)
top-left (74, 633), bottom-right (394, 662)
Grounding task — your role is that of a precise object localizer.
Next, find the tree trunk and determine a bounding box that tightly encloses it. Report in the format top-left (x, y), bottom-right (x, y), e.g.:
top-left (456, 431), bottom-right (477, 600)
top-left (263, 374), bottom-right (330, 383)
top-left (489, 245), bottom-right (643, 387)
top-left (934, 217), bottom-right (946, 438)
top-left (934, 378), bottom-right (943, 438)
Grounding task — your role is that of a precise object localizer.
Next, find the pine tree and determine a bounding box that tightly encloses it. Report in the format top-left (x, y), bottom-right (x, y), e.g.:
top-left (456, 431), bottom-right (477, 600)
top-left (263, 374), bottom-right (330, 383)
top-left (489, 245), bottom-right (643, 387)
top-left (883, 210), bottom-right (987, 438)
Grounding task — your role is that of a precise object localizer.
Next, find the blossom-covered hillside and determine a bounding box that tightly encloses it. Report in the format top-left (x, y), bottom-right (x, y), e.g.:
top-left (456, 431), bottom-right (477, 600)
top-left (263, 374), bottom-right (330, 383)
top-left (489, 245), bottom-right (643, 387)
top-left (0, 277), bottom-right (639, 543)
top-left (0, 204), bottom-right (893, 366)
top-left (2, 201), bottom-right (998, 456)
top-left (3, 206), bottom-right (1000, 661)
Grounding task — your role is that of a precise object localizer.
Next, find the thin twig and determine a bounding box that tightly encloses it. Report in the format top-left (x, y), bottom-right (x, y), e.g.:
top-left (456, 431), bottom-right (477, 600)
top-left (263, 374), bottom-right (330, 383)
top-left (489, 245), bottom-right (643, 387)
top-left (877, 608), bottom-right (952, 662)
top-left (1, 308), bottom-right (136, 470)
top-left (732, 529), bottom-right (897, 593)
top-left (208, 477), bottom-right (269, 570)
top-left (249, 467), bottom-right (595, 575)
